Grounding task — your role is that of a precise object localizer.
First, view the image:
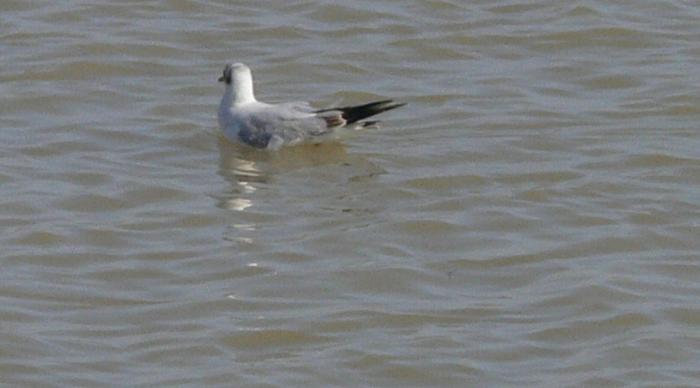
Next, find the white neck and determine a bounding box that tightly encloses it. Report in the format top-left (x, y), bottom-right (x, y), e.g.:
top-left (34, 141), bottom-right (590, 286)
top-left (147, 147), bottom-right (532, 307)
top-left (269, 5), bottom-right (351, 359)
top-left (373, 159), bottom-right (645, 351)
top-left (230, 71), bottom-right (256, 106)
top-left (218, 64), bottom-right (257, 139)
top-left (218, 86), bottom-right (237, 135)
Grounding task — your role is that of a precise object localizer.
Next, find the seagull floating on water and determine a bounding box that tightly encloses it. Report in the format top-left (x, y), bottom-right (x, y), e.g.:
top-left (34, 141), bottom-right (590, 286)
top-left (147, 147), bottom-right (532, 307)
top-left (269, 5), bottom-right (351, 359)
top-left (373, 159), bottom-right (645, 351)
top-left (217, 63), bottom-right (405, 150)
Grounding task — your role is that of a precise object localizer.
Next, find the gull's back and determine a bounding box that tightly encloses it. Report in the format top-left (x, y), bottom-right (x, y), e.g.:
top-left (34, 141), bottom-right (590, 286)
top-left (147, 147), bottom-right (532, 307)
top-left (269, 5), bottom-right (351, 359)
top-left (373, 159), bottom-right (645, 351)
top-left (229, 102), bottom-right (332, 149)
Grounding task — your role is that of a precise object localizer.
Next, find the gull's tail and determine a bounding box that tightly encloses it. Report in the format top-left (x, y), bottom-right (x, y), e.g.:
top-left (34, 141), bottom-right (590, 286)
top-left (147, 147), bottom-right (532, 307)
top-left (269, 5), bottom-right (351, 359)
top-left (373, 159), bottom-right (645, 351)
top-left (316, 100), bottom-right (405, 125)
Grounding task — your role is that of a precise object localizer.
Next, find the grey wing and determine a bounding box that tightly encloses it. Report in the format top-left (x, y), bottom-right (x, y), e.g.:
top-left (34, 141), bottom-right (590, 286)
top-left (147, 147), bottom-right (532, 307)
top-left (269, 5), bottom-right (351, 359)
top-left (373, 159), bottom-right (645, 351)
top-left (239, 107), bottom-right (333, 148)
top-left (274, 101), bottom-right (315, 113)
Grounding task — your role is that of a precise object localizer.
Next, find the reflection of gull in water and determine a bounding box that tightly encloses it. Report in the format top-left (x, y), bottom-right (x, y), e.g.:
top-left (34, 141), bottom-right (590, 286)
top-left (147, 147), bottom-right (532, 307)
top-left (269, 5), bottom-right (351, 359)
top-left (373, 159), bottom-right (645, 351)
top-left (216, 135), bottom-right (352, 182)
top-left (216, 147), bottom-right (262, 243)
top-left (217, 63), bottom-right (405, 150)
top-left (223, 157), bottom-right (257, 211)
top-left (220, 157), bottom-right (258, 212)
top-left (226, 196), bottom-right (252, 212)
top-left (216, 137), bottom-right (348, 243)
top-left (215, 136), bottom-right (383, 245)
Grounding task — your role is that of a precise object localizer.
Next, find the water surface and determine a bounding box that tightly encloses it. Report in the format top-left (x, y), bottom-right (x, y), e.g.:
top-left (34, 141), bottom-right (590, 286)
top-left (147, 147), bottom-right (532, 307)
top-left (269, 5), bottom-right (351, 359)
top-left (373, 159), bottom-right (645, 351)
top-left (2, 0), bottom-right (700, 386)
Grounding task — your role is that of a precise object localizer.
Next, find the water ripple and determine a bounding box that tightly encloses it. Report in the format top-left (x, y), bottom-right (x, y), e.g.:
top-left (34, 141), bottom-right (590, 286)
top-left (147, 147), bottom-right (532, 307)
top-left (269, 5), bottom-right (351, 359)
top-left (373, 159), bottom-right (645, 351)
top-left (2, 0), bottom-right (700, 386)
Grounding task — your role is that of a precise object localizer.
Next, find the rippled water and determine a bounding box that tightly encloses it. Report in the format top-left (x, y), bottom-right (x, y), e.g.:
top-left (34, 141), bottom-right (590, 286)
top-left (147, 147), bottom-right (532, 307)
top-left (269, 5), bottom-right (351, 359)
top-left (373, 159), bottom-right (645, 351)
top-left (3, 0), bottom-right (700, 386)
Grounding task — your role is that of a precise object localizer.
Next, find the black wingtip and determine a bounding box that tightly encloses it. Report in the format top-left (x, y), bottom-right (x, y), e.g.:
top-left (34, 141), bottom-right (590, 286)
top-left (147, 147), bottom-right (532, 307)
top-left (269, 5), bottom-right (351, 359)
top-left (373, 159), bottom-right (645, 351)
top-left (361, 120), bottom-right (380, 128)
top-left (317, 99), bottom-right (406, 125)
top-left (380, 101), bottom-right (407, 112)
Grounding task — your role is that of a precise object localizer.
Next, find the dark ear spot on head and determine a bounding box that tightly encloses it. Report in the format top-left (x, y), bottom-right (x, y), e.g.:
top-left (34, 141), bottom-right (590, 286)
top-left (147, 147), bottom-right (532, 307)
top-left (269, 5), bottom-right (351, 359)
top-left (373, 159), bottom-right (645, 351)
top-left (218, 64), bottom-right (232, 84)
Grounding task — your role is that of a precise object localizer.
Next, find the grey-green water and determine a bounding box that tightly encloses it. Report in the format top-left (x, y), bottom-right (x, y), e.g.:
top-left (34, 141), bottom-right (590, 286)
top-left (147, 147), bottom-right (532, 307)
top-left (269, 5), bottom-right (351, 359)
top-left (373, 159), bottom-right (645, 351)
top-left (3, 1), bottom-right (700, 386)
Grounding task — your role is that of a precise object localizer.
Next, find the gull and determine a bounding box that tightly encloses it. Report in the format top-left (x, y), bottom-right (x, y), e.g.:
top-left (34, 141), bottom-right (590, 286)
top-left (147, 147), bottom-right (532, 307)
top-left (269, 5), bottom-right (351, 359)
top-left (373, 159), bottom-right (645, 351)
top-left (217, 63), bottom-right (405, 150)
